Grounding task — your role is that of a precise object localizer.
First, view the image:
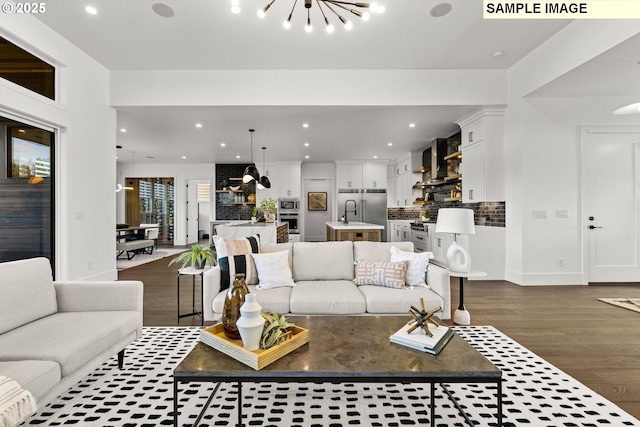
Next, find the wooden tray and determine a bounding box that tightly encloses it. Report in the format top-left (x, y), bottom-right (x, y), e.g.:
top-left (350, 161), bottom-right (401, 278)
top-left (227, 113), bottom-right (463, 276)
top-left (200, 323), bottom-right (309, 370)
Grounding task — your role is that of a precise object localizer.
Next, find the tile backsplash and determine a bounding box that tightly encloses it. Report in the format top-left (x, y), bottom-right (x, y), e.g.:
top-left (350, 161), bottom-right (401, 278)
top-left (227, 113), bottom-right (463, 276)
top-left (388, 202), bottom-right (505, 227)
top-left (387, 206), bottom-right (422, 220)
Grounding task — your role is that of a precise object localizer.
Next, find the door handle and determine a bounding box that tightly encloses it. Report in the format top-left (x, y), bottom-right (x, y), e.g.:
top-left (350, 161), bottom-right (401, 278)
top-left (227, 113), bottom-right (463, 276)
top-left (589, 225), bottom-right (602, 229)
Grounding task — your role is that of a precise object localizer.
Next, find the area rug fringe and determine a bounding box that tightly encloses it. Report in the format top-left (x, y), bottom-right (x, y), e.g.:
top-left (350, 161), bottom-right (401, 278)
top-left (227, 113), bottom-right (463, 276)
top-left (20, 326), bottom-right (640, 427)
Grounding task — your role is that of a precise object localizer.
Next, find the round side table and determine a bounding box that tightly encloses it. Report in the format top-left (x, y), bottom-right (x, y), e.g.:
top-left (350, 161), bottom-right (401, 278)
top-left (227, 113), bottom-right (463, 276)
top-left (176, 266), bottom-right (210, 325)
top-left (448, 269), bottom-right (487, 325)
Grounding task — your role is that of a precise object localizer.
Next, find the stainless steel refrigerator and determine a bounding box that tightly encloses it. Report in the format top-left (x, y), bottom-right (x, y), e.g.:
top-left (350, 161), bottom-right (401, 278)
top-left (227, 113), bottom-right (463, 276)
top-left (337, 189), bottom-right (388, 241)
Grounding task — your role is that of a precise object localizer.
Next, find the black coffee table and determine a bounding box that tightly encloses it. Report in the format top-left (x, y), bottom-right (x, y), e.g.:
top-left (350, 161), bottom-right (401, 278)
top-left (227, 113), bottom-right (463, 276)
top-left (173, 316), bottom-right (502, 427)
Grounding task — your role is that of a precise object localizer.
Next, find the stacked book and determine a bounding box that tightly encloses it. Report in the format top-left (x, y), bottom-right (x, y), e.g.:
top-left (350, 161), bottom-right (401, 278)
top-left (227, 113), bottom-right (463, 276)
top-left (390, 322), bottom-right (454, 355)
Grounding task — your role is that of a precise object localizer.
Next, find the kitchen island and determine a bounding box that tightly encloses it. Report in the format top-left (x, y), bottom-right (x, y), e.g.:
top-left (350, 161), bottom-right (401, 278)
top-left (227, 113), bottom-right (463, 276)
top-left (326, 221), bottom-right (383, 242)
top-left (215, 221), bottom-right (288, 245)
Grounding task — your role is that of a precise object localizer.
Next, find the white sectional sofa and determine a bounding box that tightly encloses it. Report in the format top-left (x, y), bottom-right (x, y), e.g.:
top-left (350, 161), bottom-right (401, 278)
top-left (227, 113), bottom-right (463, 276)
top-left (203, 241), bottom-right (451, 321)
top-left (0, 257), bottom-right (143, 411)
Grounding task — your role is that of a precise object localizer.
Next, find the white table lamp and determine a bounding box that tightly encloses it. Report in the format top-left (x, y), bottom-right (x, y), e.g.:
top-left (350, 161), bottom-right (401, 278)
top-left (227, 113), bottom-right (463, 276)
top-left (435, 208), bottom-right (475, 273)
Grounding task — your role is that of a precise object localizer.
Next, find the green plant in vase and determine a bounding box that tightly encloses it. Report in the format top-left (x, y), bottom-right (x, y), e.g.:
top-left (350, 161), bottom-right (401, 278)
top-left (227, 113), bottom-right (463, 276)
top-left (169, 244), bottom-right (215, 269)
top-left (258, 198), bottom-right (277, 222)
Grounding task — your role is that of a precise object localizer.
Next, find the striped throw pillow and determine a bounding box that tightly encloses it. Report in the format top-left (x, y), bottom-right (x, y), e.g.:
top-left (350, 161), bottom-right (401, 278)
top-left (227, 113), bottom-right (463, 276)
top-left (353, 260), bottom-right (409, 289)
top-left (213, 235), bottom-right (260, 291)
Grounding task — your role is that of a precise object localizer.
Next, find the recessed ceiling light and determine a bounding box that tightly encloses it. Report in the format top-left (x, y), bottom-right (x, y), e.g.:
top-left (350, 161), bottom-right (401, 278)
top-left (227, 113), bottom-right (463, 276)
top-left (409, 123), bottom-right (416, 128)
top-left (195, 123), bottom-right (202, 128)
top-left (181, 156), bottom-right (187, 159)
top-left (220, 143), bottom-right (226, 147)
top-left (152, 3), bottom-right (175, 18)
top-left (305, 155), bottom-right (310, 159)
top-left (373, 155), bottom-right (378, 159)
top-left (85, 5), bottom-right (97, 15)
top-left (230, 0), bottom-right (241, 14)
top-left (493, 51), bottom-right (504, 59)
top-left (120, 128), bottom-right (127, 133)
top-left (387, 142), bottom-right (393, 146)
top-left (236, 155), bottom-right (241, 159)
top-left (304, 142), bottom-right (310, 147)
top-left (302, 123), bottom-right (309, 128)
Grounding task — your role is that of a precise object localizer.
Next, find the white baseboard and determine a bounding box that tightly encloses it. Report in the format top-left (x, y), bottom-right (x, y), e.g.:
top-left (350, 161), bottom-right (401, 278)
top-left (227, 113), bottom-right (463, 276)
top-left (505, 269), bottom-right (586, 286)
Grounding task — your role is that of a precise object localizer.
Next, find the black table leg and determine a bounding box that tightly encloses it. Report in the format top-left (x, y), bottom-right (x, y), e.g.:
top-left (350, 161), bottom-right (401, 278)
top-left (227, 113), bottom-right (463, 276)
top-left (458, 276), bottom-right (465, 310)
top-left (237, 382), bottom-right (242, 427)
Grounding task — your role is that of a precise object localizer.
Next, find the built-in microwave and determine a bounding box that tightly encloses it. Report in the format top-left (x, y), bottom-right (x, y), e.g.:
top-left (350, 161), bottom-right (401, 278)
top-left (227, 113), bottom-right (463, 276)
top-left (279, 198), bottom-right (300, 212)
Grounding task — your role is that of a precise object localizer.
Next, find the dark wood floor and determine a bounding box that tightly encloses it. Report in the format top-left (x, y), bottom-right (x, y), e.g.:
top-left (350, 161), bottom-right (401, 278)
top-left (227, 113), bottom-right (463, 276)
top-left (118, 251), bottom-right (640, 419)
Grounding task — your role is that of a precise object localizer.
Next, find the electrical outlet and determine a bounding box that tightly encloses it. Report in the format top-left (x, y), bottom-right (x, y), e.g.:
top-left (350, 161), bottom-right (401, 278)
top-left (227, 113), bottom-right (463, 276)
top-left (557, 258), bottom-right (564, 267)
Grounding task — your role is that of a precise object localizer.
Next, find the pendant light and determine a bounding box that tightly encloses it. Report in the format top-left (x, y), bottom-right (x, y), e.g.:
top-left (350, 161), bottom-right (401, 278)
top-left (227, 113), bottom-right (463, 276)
top-left (257, 147), bottom-right (271, 189)
top-left (242, 129), bottom-right (260, 183)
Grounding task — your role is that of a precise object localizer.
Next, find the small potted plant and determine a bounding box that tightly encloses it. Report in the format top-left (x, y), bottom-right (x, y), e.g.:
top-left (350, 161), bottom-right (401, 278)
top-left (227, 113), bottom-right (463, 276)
top-left (251, 207), bottom-right (258, 223)
top-left (258, 198), bottom-right (277, 222)
top-left (169, 244), bottom-right (214, 270)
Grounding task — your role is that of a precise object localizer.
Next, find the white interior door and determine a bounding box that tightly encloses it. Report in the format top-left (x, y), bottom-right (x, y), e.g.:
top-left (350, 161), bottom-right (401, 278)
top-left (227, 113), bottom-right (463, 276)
top-left (303, 178), bottom-right (333, 242)
top-left (583, 129), bottom-right (640, 282)
top-left (186, 180), bottom-right (199, 245)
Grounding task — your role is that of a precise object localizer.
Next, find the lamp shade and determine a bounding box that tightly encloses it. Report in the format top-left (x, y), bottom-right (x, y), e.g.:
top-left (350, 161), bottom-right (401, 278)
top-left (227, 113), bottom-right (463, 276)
top-left (258, 175), bottom-right (271, 189)
top-left (242, 164), bottom-right (260, 183)
top-left (435, 208), bottom-right (475, 235)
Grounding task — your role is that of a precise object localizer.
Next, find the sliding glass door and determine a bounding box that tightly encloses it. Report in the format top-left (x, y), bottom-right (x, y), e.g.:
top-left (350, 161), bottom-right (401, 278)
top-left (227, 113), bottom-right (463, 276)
top-left (0, 117), bottom-right (55, 265)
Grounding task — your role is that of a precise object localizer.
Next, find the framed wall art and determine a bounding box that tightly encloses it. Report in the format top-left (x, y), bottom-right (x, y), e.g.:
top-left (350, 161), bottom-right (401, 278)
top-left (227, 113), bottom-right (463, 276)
top-left (308, 192), bottom-right (327, 211)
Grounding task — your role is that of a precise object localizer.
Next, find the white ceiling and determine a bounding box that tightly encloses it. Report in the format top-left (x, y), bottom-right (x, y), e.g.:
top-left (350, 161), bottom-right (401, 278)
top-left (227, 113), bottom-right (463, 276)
top-left (32, 1), bottom-right (639, 164)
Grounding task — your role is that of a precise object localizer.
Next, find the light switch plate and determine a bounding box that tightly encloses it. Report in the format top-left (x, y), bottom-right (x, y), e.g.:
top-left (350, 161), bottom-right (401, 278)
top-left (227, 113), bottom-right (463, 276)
top-left (532, 210), bottom-right (547, 219)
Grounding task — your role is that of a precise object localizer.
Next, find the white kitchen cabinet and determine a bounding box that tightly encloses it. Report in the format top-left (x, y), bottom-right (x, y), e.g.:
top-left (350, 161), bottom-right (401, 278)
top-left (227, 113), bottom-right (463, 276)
top-left (393, 171), bottom-right (411, 206)
top-left (460, 141), bottom-right (485, 203)
top-left (456, 106), bottom-right (506, 202)
top-left (256, 162), bottom-right (279, 203)
top-left (388, 220), bottom-right (411, 242)
top-left (336, 164), bottom-right (363, 189)
top-left (278, 163), bottom-right (301, 198)
top-left (394, 155), bottom-right (411, 176)
top-left (460, 117), bottom-right (485, 149)
top-left (362, 163), bottom-right (387, 189)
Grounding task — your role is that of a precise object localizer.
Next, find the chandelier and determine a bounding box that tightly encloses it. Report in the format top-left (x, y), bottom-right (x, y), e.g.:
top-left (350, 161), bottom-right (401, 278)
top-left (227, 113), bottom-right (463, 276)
top-left (231, 0), bottom-right (385, 33)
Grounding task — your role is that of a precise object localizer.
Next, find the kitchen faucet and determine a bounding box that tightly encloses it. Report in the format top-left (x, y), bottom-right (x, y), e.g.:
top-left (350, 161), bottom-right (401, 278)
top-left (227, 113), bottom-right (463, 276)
top-left (343, 199), bottom-right (357, 224)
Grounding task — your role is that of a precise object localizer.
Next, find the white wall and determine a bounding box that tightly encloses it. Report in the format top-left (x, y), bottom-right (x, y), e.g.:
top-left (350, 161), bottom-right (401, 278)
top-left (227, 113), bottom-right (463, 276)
top-left (1, 11), bottom-right (116, 281)
top-left (505, 20), bottom-right (640, 285)
top-left (116, 163), bottom-right (215, 246)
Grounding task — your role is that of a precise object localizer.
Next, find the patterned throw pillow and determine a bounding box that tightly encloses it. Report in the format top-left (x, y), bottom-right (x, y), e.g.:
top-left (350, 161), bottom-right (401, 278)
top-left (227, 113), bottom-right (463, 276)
top-left (353, 260), bottom-right (409, 289)
top-left (213, 235), bottom-right (260, 290)
top-left (390, 246), bottom-right (433, 288)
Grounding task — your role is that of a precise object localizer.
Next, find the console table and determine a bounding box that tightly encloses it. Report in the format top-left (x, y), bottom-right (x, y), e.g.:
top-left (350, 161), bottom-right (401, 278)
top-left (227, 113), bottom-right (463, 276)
top-left (173, 316), bottom-right (502, 427)
top-left (449, 269), bottom-right (487, 326)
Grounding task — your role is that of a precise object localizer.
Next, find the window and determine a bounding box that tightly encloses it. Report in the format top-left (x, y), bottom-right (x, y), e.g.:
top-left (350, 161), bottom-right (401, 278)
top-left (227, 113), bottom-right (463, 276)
top-left (0, 36), bottom-right (55, 100)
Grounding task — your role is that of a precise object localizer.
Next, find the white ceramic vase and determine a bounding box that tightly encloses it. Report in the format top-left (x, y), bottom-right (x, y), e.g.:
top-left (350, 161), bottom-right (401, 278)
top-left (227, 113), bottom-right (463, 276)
top-left (236, 294), bottom-right (264, 351)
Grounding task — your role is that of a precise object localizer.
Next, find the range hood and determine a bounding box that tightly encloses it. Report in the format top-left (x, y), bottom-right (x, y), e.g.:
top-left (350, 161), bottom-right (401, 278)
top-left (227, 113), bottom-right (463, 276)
top-left (418, 138), bottom-right (448, 185)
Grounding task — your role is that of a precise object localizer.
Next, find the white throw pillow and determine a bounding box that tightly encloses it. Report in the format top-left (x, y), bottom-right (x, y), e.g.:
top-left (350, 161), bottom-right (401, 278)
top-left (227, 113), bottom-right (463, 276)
top-left (252, 250), bottom-right (295, 290)
top-left (390, 246), bottom-right (433, 288)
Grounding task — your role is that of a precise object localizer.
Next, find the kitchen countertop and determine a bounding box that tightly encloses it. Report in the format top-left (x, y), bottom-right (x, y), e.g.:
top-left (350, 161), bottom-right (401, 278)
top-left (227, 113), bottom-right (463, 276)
top-left (326, 221), bottom-right (384, 230)
top-left (215, 221), bottom-right (287, 245)
top-left (222, 221), bottom-right (286, 227)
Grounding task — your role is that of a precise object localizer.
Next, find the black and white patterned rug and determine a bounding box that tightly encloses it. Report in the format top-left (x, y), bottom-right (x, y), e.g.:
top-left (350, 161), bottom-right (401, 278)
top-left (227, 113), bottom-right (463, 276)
top-left (20, 326), bottom-right (639, 427)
